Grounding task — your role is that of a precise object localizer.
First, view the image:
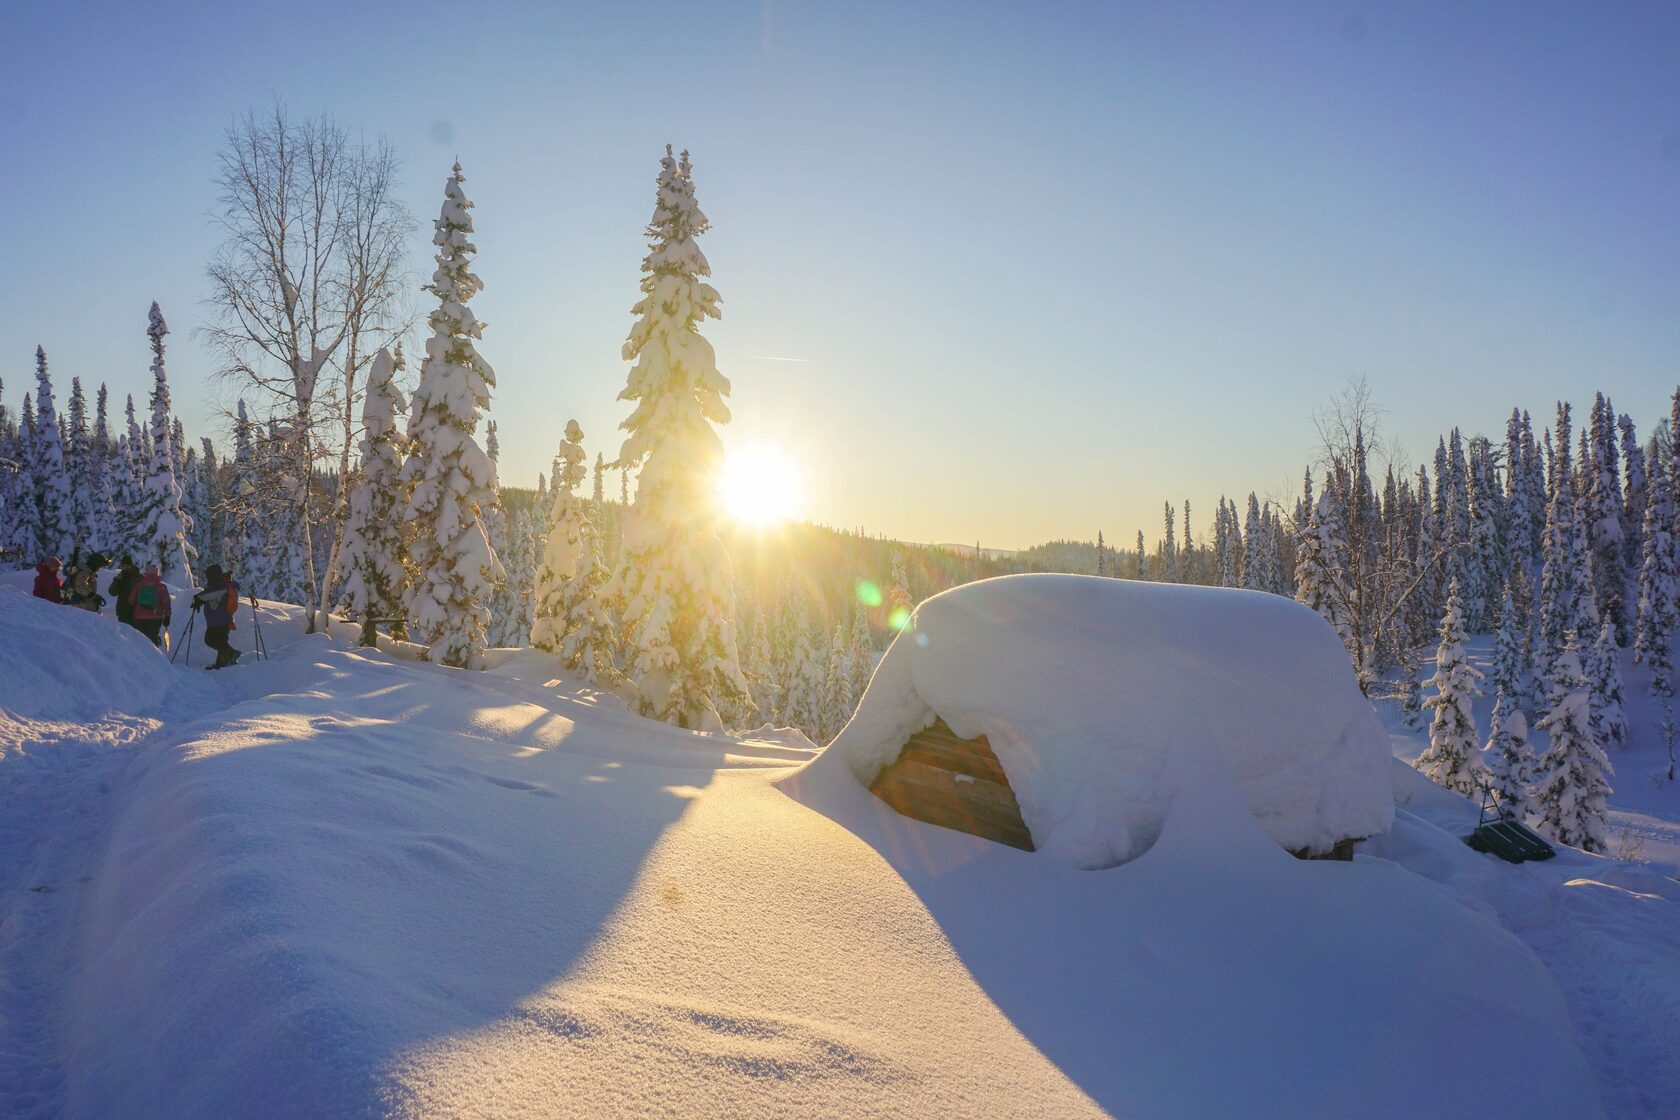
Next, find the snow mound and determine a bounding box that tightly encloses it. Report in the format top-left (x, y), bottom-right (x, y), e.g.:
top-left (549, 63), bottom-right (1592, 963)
top-left (0, 587), bottom-right (174, 721)
top-left (827, 574), bottom-right (1394, 868)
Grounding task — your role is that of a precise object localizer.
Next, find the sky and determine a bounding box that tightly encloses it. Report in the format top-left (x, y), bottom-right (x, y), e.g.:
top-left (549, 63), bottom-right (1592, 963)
top-left (4, 0), bottom-right (1678, 550)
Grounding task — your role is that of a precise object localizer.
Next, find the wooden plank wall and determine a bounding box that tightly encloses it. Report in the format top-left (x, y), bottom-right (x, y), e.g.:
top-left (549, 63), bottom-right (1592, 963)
top-left (869, 720), bottom-right (1035, 851)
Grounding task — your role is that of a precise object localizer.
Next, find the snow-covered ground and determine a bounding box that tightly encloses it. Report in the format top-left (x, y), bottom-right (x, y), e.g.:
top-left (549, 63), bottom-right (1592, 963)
top-left (1, 574), bottom-right (1676, 1118)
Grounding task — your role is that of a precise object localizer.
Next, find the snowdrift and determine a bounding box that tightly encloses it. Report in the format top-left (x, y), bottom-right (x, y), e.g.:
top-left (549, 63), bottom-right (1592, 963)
top-left (828, 574), bottom-right (1394, 867)
top-left (0, 586), bottom-right (174, 721)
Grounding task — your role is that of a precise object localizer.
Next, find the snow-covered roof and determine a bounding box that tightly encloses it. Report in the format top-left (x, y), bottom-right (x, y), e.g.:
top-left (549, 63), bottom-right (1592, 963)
top-left (829, 574), bottom-right (1395, 868)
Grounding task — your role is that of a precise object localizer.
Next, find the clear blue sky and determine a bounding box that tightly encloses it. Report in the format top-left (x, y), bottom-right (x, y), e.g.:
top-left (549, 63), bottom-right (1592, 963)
top-left (4, 0), bottom-right (1677, 549)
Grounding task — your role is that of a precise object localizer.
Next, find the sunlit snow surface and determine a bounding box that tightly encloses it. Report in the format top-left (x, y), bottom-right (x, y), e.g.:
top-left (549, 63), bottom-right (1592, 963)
top-left (0, 575), bottom-right (1674, 1117)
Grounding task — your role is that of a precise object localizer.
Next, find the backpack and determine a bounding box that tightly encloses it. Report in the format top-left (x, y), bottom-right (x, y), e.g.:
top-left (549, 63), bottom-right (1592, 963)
top-left (136, 583), bottom-right (160, 610)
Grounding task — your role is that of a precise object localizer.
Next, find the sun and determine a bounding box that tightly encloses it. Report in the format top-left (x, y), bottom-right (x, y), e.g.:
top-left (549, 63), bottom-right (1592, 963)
top-left (717, 445), bottom-right (804, 526)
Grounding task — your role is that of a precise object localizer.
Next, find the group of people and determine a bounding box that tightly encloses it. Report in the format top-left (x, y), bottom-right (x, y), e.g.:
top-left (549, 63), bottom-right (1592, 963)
top-left (32, 553), bottom-right (247, 669)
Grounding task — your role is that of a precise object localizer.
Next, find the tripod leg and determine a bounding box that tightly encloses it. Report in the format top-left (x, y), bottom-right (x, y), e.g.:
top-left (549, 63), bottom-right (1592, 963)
top-left (170, 614), bottom-right (194, 666)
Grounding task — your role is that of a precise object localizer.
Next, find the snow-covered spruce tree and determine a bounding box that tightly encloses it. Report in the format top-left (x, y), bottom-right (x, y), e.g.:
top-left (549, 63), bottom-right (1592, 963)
top-left (340, 347), bottom-right (411, 645)
top-left (532, 420), bottom-right (622, 685)
top-left (1585, 394), bottom-right (1628, 639)
top-left (744, 606), bottom-right (777, 725)
top-left (481, 420), bottom-right (524, 647)
top-left (1535, 637), bottom-right (1614, 853)
top-left (65, 376), bottom-right (95, 551)
top-left (135, 306), bottom-right (195, 585)
top-left (88, 384), bottom-right (118, 554)
top-left (777, 595), bottom-right (825, 738)
top-left (1464, 438), bottom-right (1503, 631)
top-left (886, 554), bottom-right (913, 624)
top-left (1095, 529), bottom-right (1106, 577)
top-left (1489, 588), bottom-right (1527, 713)
top-left (1588, 618), bottom-right (1628, 749)
top-left (1634, 454), bottom-right (1677, 682)
top-left (180, 447), bottom-right (210, 569)
top-left (112, 394), bottom-right (146, 559)
top-left (1484, 687), bottom-right (1537, 819)
top-left (610, 147), bottom-right (752, 730)
top-left (31, 347), bottom-right (74, 557)
top-left (1504, 407), bottom-right (1539, 574)
top-left (821, 623), bottom-right (855, 742)
top-left (1535, 409), bottom-right (1580, 672)
top-left (401, 162), bottom-right (504, 668)
top-left (1295, 488), bottom-right (1355, 661)
top-left (1161, 502), bottom-right (1177, 582)
top-left (1414, 578), bottom-right (1485, 796)
top-left (1620, 412), bottom-right (1647, 576)
top-left (5, 393), bottom-right (42, 559)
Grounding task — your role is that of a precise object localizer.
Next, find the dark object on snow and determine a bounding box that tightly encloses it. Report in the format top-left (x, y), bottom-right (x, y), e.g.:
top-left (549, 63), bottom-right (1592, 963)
top-left (869, 719), bottom-right (1035, 851)
top-left (1290, 837), bottom-right (1358, 861)
top-left (1465, 787), bottom-right (1555, 864)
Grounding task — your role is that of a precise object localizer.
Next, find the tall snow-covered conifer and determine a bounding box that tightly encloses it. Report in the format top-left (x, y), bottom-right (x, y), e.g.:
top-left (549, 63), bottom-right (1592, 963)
top-left (135, 306), bottom-right (195, 584)
top-left (1415, 578), bottom-right (1485, 795)
top-left (1634, 450), bottom-right (1678, 685)
top-left (341, 347), bottom-right (411, 644)
top-left (31, 347), bottom-right (74, 557)
top-left (1588, 619), bottom-right (1628, 749)
top-left (1535, 637), bottom-right (1613, 853)
top-left (610, 146), bottom-right (750, 731)
top-left (400, 162), bottom-right (503, 668)
top-left (1484, 688), bottom-right (1536, 819)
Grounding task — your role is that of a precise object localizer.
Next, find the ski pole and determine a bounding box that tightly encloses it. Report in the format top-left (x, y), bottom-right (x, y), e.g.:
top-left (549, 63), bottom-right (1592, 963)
top-left (248, 593), bottom-right (268, 660)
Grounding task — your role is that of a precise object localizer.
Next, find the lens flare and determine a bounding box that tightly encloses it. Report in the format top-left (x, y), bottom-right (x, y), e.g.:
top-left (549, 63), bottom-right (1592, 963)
top-left (888, 606), bottom-right (912, 631)
top-left (856, 580), bottom-right (883, 607)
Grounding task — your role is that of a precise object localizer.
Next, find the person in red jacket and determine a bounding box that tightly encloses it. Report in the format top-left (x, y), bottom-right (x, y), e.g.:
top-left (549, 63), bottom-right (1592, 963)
top-left (129, 563), bottom-right (172, 648)
top-left (32, 557), bottom-right (63, 603)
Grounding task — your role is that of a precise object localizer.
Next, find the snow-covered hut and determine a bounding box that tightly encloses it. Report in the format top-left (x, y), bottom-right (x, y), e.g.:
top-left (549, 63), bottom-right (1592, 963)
top-left (830, 574), bottom-right (1394, 869)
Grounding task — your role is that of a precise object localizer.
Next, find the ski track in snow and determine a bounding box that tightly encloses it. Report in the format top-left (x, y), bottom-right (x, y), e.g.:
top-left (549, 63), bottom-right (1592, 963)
top-left (0, 680), bottom-right (230, 1118)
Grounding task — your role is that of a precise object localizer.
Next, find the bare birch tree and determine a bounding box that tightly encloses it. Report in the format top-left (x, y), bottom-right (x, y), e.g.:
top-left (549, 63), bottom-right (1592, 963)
top-left (203, 103), bottom-right (413, 630)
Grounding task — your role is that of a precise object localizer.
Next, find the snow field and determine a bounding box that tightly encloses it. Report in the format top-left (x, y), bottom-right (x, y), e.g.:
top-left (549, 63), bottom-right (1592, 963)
top-left (1, 575), bottom-right (1675, 1116)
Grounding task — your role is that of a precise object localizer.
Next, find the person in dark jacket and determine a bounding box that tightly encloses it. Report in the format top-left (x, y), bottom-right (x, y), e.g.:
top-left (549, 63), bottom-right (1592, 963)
top-left (129, 564), bottom-right (172, 648)
top-left (194, 565), bottom-right (242, 669)
top-left (32, 557), bottom-right (63, 603)
top-left (109, 557), bottom-right (140, 627)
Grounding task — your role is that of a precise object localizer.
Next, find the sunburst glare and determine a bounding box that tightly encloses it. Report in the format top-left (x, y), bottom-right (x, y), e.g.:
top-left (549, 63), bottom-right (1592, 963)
top-left (717, 444), bottom-right (804, 526)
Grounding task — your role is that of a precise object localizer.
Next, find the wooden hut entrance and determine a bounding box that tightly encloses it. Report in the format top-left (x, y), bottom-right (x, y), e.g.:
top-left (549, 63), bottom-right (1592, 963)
top-left (868, 719), bottom-right (1035, 851)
